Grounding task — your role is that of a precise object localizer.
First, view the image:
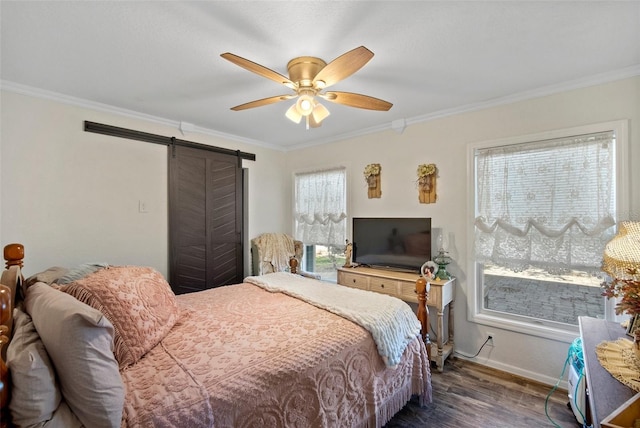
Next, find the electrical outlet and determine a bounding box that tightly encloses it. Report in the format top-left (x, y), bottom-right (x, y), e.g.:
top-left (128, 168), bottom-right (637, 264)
top-left (487, 332), bottom-right (495, 346)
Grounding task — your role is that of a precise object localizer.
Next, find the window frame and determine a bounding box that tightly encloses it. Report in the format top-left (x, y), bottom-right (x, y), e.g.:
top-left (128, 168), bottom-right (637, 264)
top-left (301, 243), bottom-right (346, 283)
top-left (466, 120), bottom-right (630, 341)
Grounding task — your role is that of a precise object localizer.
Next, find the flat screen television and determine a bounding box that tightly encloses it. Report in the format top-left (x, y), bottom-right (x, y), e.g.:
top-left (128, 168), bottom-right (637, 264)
top-left (352, 217), bottom-right (431, 272)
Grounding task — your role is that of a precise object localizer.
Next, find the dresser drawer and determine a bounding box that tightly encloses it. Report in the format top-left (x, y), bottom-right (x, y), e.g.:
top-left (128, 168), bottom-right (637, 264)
top-left (398, 281), bottom-right (419, 303)
top-left (339, 271), bottom-right (369, 291)
top-left (399, 281), bottom-right (435, 306)
top-left (369, 277), bottom-right (397, 296)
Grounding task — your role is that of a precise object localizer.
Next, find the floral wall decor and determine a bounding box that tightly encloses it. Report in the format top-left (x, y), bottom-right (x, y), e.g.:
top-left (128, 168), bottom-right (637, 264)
top-left (416, 163), bottom-right (437, 204)
top-left (363, 163), bottom-right (381, 199)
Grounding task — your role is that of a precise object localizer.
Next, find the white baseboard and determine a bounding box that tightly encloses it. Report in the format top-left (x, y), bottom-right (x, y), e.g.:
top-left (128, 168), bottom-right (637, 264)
top-left (453, 352), bottom-right (569, 391)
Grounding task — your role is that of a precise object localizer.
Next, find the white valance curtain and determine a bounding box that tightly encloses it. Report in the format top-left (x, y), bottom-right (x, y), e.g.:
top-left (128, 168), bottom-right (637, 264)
top-left (294, 167), bottom-right (347, 247)
top-left (474, 131), bottom-right (616, 273)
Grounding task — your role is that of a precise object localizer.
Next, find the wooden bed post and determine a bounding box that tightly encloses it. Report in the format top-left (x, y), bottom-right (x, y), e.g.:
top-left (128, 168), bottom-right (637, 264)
top-left (4, 243), bottom-right (24, 269)
top-left (0, 283), bottom-right (10, 425)
top-left (1, 243), bottom-right (24, 428)
top-left (289, 257), bottom-right (298, 274)
top-left (415, 277), bottom-right (431, 362)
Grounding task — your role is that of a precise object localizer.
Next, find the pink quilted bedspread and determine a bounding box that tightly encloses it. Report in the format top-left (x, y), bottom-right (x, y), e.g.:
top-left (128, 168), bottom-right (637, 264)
top-left (120, 283), bottom-right (431, 428)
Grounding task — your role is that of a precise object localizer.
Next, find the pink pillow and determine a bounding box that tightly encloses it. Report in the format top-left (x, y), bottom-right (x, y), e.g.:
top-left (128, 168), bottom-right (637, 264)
top-left (61, 266), bottom-right (180, 368)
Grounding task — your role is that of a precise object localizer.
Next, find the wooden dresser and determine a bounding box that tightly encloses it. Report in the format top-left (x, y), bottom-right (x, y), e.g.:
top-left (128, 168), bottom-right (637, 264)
top-left (579, 316), bottom-right (635, 427)
top-left (337, 266), bottom-right (455, 371)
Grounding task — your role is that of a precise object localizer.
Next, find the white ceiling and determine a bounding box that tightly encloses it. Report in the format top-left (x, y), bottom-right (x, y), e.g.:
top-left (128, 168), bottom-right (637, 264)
top-left (2, 1), bottom-right (639, 150)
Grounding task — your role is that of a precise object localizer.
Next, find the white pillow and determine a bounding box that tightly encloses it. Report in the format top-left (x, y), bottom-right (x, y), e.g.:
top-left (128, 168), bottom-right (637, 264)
top-left (6, 307), bottom-right (61, 427)
top-left (25, 282), bottom-right (124, 428)
top-left (44, 401), bottom-right (83, 428)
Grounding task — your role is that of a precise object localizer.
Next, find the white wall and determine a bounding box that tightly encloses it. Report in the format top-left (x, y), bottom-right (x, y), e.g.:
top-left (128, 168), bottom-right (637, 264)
top-left (0, 90), bottom-right (290, 277)
top-left (285, 76), bottom-right (640, 385)
top-left (2, 76), bottom-right (638, 386)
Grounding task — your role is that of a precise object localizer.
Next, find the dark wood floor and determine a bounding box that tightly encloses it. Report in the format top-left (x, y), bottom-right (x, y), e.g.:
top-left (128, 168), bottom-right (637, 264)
top-left (385, 358), bottom-right (580, 427)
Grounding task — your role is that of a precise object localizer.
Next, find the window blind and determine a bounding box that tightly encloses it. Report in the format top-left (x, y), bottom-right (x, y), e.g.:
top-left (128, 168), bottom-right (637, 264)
top-left (294, 167), bottom-right (347, 247)
top-left (474, 131), bottom-right (616, 273)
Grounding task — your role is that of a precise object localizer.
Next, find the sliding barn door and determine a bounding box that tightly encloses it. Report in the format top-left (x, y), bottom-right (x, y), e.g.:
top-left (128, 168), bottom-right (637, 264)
top-left (169, 145), bottom-right (244, 294)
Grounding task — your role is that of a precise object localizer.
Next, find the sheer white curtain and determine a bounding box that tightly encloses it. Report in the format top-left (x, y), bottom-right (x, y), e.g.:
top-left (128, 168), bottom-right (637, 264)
top-left (294, 168), bottom-right (347, 247)
top-left (474, 131), bottom-right (616, 273)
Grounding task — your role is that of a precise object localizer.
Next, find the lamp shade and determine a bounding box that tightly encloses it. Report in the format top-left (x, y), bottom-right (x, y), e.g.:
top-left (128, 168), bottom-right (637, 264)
top-left (603, 221), bottom-right (640, 279)
top-left (311, 102), bottom-right (330, 123)
top-left (285, 104), bottom-right (302, 123)
top-left (286, 95), bottom-right (330, 127)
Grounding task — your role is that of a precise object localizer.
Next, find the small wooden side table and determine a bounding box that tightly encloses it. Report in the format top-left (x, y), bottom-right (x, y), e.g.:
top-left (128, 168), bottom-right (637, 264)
top-left (579, 316), bottom-right (635, 428)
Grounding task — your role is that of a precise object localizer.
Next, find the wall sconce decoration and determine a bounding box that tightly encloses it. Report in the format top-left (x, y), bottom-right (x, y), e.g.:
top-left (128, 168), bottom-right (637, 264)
top-left (416, 163), bottom-right (437, 204)
top-left (363, 163), bottom-right (382, 199)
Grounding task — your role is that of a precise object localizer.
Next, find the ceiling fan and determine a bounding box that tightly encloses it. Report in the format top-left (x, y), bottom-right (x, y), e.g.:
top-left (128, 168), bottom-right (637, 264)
top-left (220, 46), bottom-right (392, 129)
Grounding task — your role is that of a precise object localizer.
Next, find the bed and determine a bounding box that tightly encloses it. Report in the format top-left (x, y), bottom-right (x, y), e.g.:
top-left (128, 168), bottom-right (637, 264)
top-left (0, 243), bottom-right (432, 428)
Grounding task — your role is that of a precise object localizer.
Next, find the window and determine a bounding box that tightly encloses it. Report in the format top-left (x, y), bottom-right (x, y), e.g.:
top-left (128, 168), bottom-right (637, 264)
top-left (468, 121), bottom-right (628, 338)
top-left (294, 167), bottom-right (347, 281)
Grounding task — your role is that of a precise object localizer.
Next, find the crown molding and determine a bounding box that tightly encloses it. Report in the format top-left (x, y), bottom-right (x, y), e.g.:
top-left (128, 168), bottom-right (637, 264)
top-left (284, 120), bottom-right (391, 151)
top-left (405, 65), bottom-right (640, 127)
top-left (3, 64), bottom-right (639, 153)
top-left (285, 65), bottom-right (640, 151)
top-left (0, 80), bottom-right (286, 152)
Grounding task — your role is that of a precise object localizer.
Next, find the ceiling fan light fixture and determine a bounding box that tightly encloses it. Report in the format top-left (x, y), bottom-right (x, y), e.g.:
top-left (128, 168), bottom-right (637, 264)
top-left (223, 46), bottom-right (392, 128)
top-left (311, 102), bottom-right (330, 123)
top-left (285, 103), bottom-right (302, 123)
top-left (296, 94), bottom-right (315, 116)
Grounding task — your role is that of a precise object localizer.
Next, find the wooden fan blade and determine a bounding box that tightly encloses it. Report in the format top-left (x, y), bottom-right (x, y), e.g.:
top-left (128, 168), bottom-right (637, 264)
top-left (221, 53), bottom-right (296, 88)
top-left (322, 91), bottom-right (393, 111)
top-left (231, 94), bottom-right (295, 111)
top-left (312, 46), bottom-right (374, 88)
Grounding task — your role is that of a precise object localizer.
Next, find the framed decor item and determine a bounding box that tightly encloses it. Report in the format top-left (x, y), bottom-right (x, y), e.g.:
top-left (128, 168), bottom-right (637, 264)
top-left (416, 163), bottom-right (437, 204)
top-left (363, 163), bottom-right (381, 199)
